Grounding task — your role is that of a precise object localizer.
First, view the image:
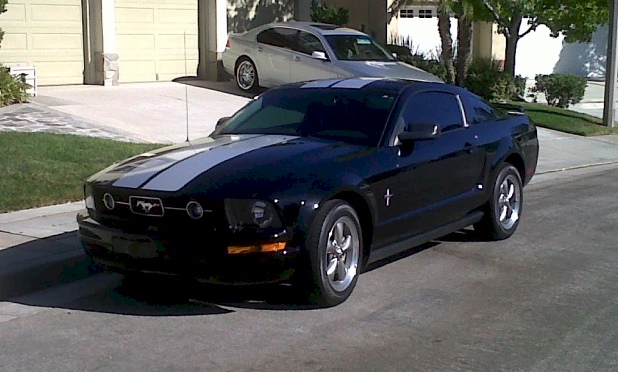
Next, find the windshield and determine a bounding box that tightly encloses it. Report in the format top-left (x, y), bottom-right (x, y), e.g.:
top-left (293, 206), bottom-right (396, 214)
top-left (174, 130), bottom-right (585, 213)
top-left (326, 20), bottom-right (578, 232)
top-left (325, 35), bottom-right (396, 62)
top-left (216, 87), bottom-right (398, 147)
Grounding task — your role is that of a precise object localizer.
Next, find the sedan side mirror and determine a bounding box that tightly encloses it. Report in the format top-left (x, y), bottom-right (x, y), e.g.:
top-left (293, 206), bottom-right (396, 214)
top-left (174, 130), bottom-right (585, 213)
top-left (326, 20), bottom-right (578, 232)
top-left (311, 51), bottom-right (329, 61)
top-left (216, 116), bottom-right (230, 130)
top-left (397, 123), bottom-right (441, 144)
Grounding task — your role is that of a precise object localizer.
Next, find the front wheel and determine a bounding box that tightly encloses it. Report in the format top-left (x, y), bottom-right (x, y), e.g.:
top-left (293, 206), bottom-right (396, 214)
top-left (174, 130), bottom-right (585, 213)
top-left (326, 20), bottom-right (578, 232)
top-left (235, 58), bottom-right (259, 92)
top-left (474, 163), bottom-right (523, 240)
top-left (301, 200), bottom-right (363, 307)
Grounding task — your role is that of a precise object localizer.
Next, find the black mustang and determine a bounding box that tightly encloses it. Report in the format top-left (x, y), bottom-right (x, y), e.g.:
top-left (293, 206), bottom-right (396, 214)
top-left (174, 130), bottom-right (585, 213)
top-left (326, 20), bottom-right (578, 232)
top-left (78, 78), bottom-right (539, 306)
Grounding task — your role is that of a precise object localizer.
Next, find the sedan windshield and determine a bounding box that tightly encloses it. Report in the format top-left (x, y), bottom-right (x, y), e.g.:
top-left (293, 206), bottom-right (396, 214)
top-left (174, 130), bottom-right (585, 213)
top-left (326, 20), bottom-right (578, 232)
top-left (217, 87), bottom-right (398, 147)
top-left (325, 35), bottom-right (396, 62)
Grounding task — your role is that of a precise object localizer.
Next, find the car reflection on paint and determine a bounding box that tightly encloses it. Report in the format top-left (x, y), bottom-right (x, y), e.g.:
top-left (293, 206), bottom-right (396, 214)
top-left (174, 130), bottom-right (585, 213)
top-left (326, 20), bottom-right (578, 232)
top-left (77, 77), bottom-right (538, 306)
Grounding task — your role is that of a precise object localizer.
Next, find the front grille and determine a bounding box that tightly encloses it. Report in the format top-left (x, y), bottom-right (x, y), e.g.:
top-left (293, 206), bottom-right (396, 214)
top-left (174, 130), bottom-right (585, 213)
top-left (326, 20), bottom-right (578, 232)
top-left (90, 188), bottom-right (225, 235)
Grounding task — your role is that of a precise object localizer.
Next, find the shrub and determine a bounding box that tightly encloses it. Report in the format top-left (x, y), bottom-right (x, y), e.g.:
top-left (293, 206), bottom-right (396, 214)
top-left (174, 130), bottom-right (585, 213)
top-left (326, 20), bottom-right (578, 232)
top-left (464, 58), bottom-right (521, 101)
top-left (310, 1), bottom-right (349, 26)
top-left (532, 73), bottom-right (587, 108)
top-left (0, 65), bottom-right (31, 107)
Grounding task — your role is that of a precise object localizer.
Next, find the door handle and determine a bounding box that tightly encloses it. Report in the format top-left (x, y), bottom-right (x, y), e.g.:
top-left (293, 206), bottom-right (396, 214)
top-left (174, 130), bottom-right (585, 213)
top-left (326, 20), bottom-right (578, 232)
top-left (257, 47), bottom-right (263, 52)
top-left (293, 56), bottom-right (301, 62)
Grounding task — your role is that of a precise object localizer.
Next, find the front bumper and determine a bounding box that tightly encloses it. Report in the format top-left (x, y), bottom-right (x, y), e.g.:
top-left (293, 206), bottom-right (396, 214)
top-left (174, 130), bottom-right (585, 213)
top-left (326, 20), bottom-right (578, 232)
top-left (77, 210), bottom-right (301, 284)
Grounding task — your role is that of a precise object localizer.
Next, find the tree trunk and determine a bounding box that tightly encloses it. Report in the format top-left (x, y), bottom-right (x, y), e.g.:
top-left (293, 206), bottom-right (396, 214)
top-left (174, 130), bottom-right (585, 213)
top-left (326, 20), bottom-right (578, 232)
top-left (455, 15), bottom-right (473, 86)
top-left (438, 11), bottom-right (455, 84)
top-left (503, 14), bottom-right (523, 77)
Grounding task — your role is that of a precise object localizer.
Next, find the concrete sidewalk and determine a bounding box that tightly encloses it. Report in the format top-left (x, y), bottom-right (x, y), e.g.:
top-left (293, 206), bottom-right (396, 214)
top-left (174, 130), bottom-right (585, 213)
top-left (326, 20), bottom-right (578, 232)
top-left (1, 80), bottom-right (618, 300)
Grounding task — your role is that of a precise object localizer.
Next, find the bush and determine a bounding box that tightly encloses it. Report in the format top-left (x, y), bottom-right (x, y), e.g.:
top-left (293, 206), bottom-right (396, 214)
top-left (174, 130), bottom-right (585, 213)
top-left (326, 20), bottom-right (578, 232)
top-left (397, 53), bottom-right (449, 83)
top-left (0, 65), bottom-right (31, 107)
top-left (310, 1), bottom-right (349, 26)
top-left (464, 58), bottom-right (522, 101)
top-left (533, 73), bottom-right (587, 108)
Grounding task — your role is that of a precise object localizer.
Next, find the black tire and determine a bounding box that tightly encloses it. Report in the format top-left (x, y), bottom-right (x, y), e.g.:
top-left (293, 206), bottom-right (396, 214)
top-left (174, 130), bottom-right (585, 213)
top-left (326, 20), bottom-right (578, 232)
top-left (299, 200), bottom-right (363, 307)
top-left (474, 163), bottom-right (524, 240)
top-left (235, 57), bottom-right (259, 92)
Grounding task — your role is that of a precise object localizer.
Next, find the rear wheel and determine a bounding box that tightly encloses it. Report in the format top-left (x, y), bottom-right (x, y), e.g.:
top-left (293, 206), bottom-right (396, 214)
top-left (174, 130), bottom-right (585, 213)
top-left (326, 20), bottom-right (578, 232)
top-left (300, 200), bottom-right (362, 307)
top-left (474, 163), bottom-right (523, 240)
top-left (235, 57), bottom-right (259, 92)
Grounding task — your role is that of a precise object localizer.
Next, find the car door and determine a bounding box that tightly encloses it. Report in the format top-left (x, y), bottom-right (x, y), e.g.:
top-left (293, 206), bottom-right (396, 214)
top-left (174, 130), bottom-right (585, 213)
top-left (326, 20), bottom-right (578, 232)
top-left (255, 27), bottom-right (295, 85)
top-left (288, 31), bottom-right (339, 83)
top-left (391, 90), bottom-right (485, 237)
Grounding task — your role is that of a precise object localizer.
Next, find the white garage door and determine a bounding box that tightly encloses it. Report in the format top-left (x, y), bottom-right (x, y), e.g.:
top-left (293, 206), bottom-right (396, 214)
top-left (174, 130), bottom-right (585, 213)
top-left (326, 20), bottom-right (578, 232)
top-left (1, 0), bottom-right (84, 85)
top-left (116, 0), bottom-right (198, 83)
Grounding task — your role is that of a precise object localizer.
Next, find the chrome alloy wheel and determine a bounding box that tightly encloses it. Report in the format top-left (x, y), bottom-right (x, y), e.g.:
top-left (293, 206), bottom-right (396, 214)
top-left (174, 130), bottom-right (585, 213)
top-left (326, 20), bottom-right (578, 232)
top-left (236, 60), bottom-right (255, 90)
top-left (324, 216), bottom-right (360, 292)
top-left (497, 174), bottom-right (521, 230)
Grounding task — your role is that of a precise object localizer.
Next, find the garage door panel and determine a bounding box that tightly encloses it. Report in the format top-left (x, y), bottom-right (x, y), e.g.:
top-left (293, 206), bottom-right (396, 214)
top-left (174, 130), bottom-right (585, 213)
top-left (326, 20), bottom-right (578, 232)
top-left (116, 0), bottom-right (198, 83)
top-left (31, 4), bottom-right (81, 21)
top-left (2, 34), bottom-right (28, 50)
top-left (116, 8), bottom-right (155, 23)
top-left (120, 61), bottom-right (157, 83)
top-left (4, 4), bottom-right (26, 20)
top-left (32, 34), bottom-right (82, 50)
top-left (117, 34), bottom-right (157, 50)
top-left (158, 9), bottom-right (195, 23)
top-left (2, 0), bottom-right (84, 85)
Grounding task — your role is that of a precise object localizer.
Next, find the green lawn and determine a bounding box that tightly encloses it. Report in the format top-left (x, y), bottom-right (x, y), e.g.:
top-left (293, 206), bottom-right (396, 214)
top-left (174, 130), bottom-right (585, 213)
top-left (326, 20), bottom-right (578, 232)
top-left (0, 132), bottom-right (162, 213)
top-left (508, 102), bottom-right (618, 136)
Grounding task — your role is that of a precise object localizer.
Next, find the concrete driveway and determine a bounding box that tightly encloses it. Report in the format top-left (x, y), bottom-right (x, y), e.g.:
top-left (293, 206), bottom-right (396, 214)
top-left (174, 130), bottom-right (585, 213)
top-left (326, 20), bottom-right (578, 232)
top-left (33, 80), bottom-right (253, 144)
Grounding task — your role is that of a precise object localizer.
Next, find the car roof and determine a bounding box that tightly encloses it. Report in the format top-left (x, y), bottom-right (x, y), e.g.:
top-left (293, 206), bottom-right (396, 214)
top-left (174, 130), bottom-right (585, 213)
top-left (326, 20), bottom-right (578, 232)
top-left (263, 21), bottom-right (367, 36)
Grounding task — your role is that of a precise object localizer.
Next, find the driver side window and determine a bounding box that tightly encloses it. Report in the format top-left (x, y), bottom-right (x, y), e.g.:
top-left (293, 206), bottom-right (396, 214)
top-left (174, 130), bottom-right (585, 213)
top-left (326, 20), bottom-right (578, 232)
top-left (401, 91), bottom-right (465, 132)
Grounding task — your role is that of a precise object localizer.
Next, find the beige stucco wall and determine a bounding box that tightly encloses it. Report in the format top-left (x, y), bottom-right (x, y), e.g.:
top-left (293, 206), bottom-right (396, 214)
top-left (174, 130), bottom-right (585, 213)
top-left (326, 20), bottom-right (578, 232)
top-left (1, 0), bottom-right (84, 85)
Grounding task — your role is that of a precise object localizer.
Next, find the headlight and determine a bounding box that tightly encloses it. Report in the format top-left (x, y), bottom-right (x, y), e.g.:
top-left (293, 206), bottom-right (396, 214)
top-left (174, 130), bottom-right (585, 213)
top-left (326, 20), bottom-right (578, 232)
top-left (225, 199), bottom-right (282, 229)
top-left (84, 184), bottom-right (95, 210)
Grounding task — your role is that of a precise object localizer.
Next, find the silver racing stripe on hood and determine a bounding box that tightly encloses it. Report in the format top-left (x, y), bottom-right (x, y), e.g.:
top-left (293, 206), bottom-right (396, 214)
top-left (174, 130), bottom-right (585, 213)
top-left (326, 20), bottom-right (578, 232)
top-left (141, 135), bottom-right (298, 192)
top-left (112, 135), bottom-right (252, 189)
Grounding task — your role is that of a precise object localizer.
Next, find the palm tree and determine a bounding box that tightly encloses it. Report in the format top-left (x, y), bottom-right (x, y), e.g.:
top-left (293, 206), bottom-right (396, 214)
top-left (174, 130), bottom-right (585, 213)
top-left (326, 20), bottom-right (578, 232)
top-left (437, 1), bottom-right (456, 84)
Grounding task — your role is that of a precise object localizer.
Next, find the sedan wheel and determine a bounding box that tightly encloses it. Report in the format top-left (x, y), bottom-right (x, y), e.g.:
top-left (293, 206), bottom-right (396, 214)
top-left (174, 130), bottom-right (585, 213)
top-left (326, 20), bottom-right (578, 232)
top-left (235, 58), bottom-right (259, 92)
top-left (301, 200), bottom-right (362, 307)
top-left (474, 163), bottom-right (523, 240)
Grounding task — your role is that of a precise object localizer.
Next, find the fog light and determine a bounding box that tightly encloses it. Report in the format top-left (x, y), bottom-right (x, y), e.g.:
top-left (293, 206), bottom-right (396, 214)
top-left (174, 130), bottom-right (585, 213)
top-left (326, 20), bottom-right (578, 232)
top-left (186, 201), bottom-right (204, 219)
top-left (227, 242), bottom-right (287, 255)
top-left (103, 193), bottom-right (115, 210)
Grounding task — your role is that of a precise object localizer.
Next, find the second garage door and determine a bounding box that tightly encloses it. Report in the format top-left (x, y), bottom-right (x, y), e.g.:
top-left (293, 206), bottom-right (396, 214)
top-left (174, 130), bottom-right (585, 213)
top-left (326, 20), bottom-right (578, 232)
top-left (115, 0), bottom-right (198, 83)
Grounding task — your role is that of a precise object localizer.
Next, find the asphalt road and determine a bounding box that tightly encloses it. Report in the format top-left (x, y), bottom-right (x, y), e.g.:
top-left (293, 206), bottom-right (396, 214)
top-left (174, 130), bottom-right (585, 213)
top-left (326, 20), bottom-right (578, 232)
top-left (1, 165), bottom-right (617, 372)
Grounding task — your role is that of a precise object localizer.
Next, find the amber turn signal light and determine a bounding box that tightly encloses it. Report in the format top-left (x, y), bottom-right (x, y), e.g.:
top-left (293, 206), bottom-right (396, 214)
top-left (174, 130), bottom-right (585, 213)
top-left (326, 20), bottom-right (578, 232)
top-left (227, 242), bottom-right (287, 255)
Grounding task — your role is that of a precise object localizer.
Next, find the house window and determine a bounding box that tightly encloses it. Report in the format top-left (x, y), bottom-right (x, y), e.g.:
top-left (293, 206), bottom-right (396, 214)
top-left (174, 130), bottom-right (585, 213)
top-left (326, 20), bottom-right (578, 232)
top-left (418, 9), bottom-right (433, 18)
top-left (399, 9), bottom-right (414, 18)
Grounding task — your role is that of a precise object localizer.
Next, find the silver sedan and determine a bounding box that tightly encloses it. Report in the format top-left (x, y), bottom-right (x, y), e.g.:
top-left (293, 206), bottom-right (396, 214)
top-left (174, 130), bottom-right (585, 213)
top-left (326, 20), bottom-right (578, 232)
top-left (222, 21), bottom-right (442, 92)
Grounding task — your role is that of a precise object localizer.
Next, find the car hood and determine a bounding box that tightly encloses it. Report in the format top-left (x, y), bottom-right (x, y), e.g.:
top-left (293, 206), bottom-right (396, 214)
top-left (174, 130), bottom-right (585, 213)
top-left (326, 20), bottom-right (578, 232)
top-left (88, 134), bottom-right (361, 196)
top-left (337, 60), bottom-right (443, 83)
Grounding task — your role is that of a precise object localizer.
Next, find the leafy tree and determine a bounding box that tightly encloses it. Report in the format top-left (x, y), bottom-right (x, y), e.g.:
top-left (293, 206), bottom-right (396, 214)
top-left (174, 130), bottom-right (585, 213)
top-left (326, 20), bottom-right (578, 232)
top-left (479, 0), bottom-right (609, 76)
top-left (310, 0), bottom-right (349, 26)
top-left (0, 0), bottom-right (8, 47)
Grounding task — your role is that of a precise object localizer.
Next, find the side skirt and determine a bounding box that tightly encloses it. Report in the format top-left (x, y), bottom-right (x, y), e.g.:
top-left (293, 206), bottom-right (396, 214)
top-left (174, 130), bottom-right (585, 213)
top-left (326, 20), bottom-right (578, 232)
top-left (366, 211), bottom-right (484, 266)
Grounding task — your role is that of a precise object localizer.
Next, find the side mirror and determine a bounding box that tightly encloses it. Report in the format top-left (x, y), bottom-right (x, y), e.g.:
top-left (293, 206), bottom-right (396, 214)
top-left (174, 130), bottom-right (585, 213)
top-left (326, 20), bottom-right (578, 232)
top-left (311, 51), bottom-right (328, 61)
top-left (392, 52), bottom-right (398, 59)
top-left (397, 123), bottom-right (441, 144)
top-left (216, 116), bottom-right (230, 129)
